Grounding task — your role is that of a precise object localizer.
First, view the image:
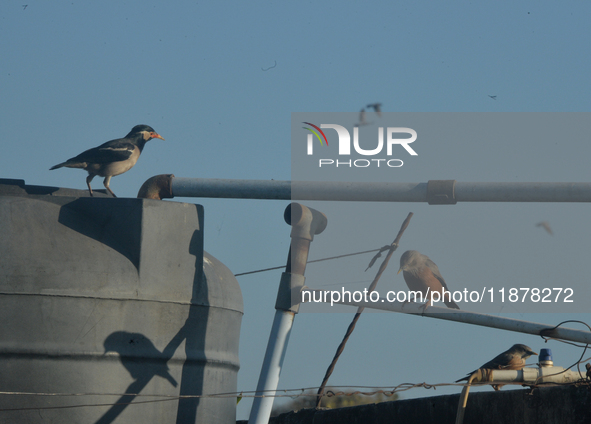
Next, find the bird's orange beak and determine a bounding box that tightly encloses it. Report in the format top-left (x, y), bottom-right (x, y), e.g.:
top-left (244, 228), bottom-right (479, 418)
top-left (151, 132), bottom-right (165, 140)
top-left (397, 268), bottom-right (402, 274)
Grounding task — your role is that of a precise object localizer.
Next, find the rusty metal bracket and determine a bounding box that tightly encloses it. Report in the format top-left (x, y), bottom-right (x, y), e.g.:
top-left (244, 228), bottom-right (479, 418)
top-left (427, 180), bottom-right (457, 205)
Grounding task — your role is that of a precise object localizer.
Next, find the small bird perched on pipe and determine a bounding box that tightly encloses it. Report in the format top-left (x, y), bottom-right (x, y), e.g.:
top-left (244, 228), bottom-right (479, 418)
top-left (456, 343), bottom-right (538, 390)
top-left (50, 124), bottom-right (164, 197)
top-left (398, 250), bottom-right (460, 309)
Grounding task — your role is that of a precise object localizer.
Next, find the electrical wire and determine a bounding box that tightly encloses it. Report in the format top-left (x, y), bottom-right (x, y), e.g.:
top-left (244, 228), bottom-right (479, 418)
top-left (233, 248), bottom-right (383, 277)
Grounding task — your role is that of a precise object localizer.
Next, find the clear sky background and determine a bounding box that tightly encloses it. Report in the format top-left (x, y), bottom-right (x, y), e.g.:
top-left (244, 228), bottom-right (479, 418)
top-left (1, 0), bottom-right (590, 420)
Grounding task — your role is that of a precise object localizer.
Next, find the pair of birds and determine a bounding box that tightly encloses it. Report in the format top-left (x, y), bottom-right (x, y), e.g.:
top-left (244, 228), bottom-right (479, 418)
top-left (398, 250), bottom-right (538, 386)
top-left (50, 124), bottom-right (164, 197)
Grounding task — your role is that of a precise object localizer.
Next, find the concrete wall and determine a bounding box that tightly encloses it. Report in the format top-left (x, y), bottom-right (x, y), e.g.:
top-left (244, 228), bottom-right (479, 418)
top-left (240, 386), bottom-right (590, 424)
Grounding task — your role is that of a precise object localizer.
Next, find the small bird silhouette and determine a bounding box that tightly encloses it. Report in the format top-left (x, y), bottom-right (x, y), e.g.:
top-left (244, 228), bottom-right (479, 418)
top-left (354, 108), bottom-right (371, 127)
top-left (103, 331), bottom-right (177, 387)
top-left (398, 250), bottom-right (460, 309)
top-left (488, 95), bottom-right (497, 100)
top-left (535, 221), bottom-right (553, 235)
top-left (456, 344), bottom-right (538, 390)
top-left (50, 124), bottom-right (164, 197)
top-left (366, 102), bottom-right (382, 117)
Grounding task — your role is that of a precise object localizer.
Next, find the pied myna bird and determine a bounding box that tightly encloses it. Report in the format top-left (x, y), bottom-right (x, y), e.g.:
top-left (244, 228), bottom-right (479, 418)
top-left (50, 124), bottom-right (164, 197)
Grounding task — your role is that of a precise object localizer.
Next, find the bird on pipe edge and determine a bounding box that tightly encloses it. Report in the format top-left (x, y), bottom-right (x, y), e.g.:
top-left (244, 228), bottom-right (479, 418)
top-left (50, 124), bottom-right (164, 197)
top-left (456, 343), bottom-right (538, 390)
top-left (398, 250), bottom-right (460, 309)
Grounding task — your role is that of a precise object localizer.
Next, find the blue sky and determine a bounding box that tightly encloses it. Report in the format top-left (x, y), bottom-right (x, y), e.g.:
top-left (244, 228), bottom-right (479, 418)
top-left (2, 0), bottom-right (591, 419)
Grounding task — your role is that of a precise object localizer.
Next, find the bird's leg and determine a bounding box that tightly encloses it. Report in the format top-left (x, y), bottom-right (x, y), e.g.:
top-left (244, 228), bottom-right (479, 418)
top-left (103, 176), bottom-right (117, 198)
top-left (86, 175), bottom-right (95, 197)
top-left (420, 295), bottom-right (434, 313)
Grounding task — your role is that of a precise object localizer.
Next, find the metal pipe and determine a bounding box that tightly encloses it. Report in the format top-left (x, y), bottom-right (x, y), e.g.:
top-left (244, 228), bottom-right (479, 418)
top-left (247, 310), bottom-right (295, 424)
top-left (248, 204), bottom-right (328, 424)
top-left (137, 174), bottom-right (174, 199)
top-left (455, 182), bottom-right (591, 202)
top-left (455, 366), bottom-right (583, 424)
top-left (477, 367), bottom-right (584, 385)
top-left (173, 178), bottom-right (292, 200)
top-left (170, 177), bottom-right (591, 203)
top-left (303, 290), bottom-right (591, 344)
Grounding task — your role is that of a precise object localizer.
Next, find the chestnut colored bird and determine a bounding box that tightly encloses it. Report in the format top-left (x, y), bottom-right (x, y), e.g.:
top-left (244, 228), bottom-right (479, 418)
top-left (398, 250), bottom-right (460, 309)
top-left (456, 343), bottom-right (538, 390)
top-left (50, 124), bottom-right (164, 197)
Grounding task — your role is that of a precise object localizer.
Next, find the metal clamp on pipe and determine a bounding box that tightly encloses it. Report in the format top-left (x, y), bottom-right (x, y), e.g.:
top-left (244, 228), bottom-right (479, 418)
top-left (275, 272), bottom-right (305, 313)
top-left (427, 179), bottom-right (457, 205)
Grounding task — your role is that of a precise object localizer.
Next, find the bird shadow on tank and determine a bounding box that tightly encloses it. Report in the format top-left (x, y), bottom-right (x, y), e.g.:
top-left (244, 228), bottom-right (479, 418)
top-left (94, 230), bottom-right (209, 424)
top-left (57, 197), bottom-right (144, 270)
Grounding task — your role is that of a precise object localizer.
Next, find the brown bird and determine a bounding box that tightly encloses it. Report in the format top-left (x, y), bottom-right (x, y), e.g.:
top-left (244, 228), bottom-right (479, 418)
top-left (50, 124), bottom-right (164, 197)
top-left (456, 343), bottom-right (538, 390)
top-left (536, 221), bottom-right (553, 235)
top-left (398, 250), bottom-right (459, 309)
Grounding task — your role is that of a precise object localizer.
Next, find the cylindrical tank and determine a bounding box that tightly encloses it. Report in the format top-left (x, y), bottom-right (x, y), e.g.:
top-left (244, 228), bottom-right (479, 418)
top-left (0, 179), bottom-right (243, 423)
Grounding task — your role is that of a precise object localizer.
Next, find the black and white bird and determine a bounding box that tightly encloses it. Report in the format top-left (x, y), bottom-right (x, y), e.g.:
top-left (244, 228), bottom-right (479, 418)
top-left (50, 124), bottom-right (164, 197)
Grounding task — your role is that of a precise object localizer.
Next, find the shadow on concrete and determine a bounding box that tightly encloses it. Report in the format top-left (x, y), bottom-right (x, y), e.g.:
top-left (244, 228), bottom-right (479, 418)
top-left (57, 198), bottom-right (144, 269)
top-left (94, 230), bottom-right (208, 424)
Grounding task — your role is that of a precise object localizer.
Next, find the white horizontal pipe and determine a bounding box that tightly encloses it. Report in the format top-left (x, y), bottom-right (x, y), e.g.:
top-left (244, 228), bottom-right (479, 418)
top-left (455, 182), bottom-right (591, 202)
top-left (308, 292), bottom-right (591, 345)
top-left (171, 178), bottom-right (591, 202)
top-left (475, 367), bottom-right (584, 385)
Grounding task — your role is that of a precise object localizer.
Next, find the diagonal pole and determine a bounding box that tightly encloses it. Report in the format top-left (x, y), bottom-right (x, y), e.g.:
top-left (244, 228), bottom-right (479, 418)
top-left (315, 212), bottom-right (413, 407)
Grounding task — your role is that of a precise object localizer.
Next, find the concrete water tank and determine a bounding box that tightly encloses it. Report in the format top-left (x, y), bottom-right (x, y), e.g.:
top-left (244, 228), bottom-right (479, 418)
top-left (0, 179), bottom-right (243, 424)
